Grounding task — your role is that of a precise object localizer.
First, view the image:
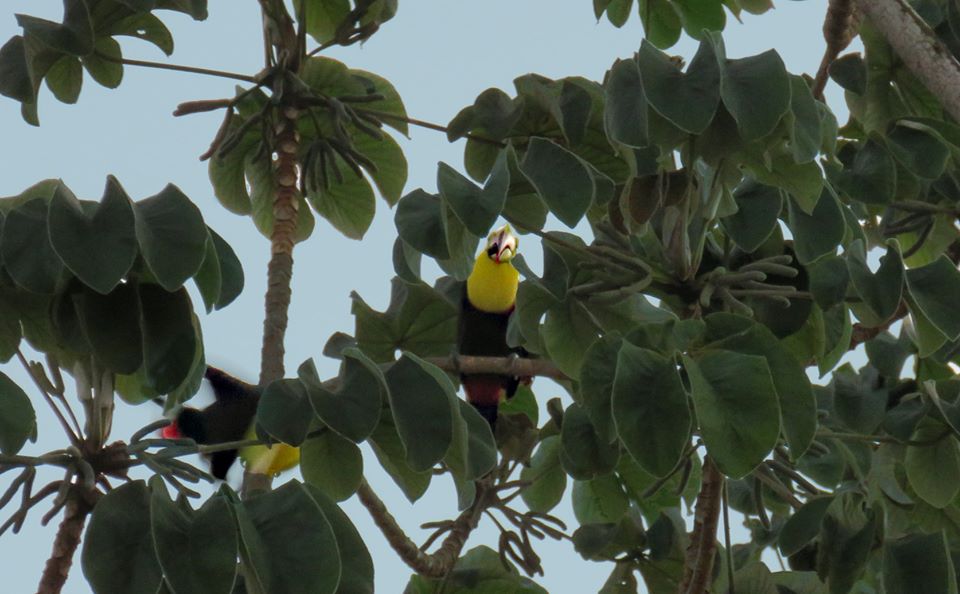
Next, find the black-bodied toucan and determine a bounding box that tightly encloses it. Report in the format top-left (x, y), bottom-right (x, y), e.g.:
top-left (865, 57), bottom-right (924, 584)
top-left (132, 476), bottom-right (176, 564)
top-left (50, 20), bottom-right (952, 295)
top-left (161, 367), bottom-right (299, 479)
top-left (457, 224), bottom-right (528, 426)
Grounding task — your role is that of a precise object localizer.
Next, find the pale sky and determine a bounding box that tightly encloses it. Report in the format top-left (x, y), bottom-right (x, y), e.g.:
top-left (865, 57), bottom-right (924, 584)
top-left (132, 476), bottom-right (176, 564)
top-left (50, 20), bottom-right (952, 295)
top-left (0, 1), bottom-right (844, 592)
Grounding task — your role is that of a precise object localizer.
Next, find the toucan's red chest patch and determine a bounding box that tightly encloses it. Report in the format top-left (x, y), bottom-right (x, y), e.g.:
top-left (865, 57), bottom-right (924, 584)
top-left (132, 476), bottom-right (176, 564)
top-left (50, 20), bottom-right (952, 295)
top-left (463, 376), bottom-right (507, 406)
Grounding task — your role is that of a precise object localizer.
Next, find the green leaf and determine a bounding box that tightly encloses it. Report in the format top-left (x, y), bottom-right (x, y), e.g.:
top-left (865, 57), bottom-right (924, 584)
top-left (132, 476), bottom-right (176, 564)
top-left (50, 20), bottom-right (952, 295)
top-left (884, 532), bottom-right (958, 594)
top-left (723, 563), bottom-right (777, 594)
top-left (0, 371), bottom-right (36, 455)
top-left (134, 184), bottom-right (207, 291)
top-left (82, 481), bottom-right (162, 594)
top-left (560, 402), bottom-right (619, 480)
top-left (637, 38), bottom-right (720, 135)
top-left (0, 36), bottom-right (32, 102)
top-left (542, 298), bottom-right (600, 379)
top-left (45, 54), bottom-right (82, 103)
top-left (905, 256), bottom-right (960, 341)
top-left (17, 0), bottom-right (94, 56)
top-left (48, 178), bottom-right (138, 294)
top-left (384, 353), bottom-right (455, 471)
top-left (354, 130), bottom-right (407, 206)
top-left (835, 139), bottom-right (897, 204)
top-left (846, 240), bottom-right (903, 326)
top-left (606, 0), bottom-right (634, 27)
top-left (351, 279), bottom-right (457, 363)
top-left (139, 284), bottom-right (198, 394)
top-left (887, 121), bottom-right (950, 179)
top-left (720, 48), bottom-right (791, 140)
top-left (603, 58), bottom-right (648, 148)
top-left (613, 344), bottom-right (691, 477)
top-left (438, 160), bottom-right (505, 237)
top-left (572, 475), bottom-right (629, 524)
top-left (816, 492), bottom-right (879, 594)
top-left (257, 379), bottom-right (313, 446)
top-left (831, 365), bottom-right (887, 434)
top-left (209, 229), bottom-right (243, 310)
top-left (520, 436), bottom-right (567, 513)
top-left (303, 486), bottom-right (375, 594)
top-left (829, 53), bottom-right (866, 94)
top-left (746, 152), bottom-right (824, 214)
top-left (208, 132), bottom-right (254, 215)
top-left (77, 282), bottom-right (143, 374)
top-left (193, 234), bottom-right (222, 314)
top-left (778, 496), bottom-right (833, 556)
top-left (394, 189), bottom-right (448, 259)
top-left (789, 75), bottom-right (823, 163)
top-left (307, 163), bottom-right (375, 240)
top-left (301, 351), bottom-right (384, 442)
top-left (637, 0), bottom-right (682, 49)
top-left (368, 414), bottom-right (432, 502)
top-left (787, 189), bottom-right (844, 265)
top-left (404, 546), bottom-right (548, 593)
top-left (720, 180), bottom-right (782, 253)
top-left (578, 335), bottom-right (624, 444)
top-left (1, 198), bottom-right (63, 293)
top-left (150, 482), bottom-right (238, 594)
top-left (446, 399), bottom-right (497, 482)
top-left (683, 350), bottom-right (781, 478)
top-left (905, 419), bottom-right (960, 508)
top-left (519, 138), bottom-right (595, 227)
top-left (105, 12), bottom-right (173, 56)
top-left (807, 255), bottom-right (850, 310)
top-left (675, 0), bottom-right (725, 40)
top-left (301, 429), bottom-right (363, 502)
top-left (243, 482), bottom-right (341, 594)
top-left (302, 0), bottom-right (351, 44)
top-left (704, 313), bottom-right (816, 459)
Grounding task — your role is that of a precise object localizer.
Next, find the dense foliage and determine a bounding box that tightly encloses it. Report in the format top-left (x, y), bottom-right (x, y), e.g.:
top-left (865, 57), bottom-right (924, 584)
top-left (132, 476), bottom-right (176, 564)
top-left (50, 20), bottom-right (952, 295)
top-left (3, 0), bottom-right (960, 593)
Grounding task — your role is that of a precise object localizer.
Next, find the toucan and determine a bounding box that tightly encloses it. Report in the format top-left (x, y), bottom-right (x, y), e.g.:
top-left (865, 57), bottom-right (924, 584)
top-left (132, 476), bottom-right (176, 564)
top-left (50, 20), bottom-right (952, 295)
top-left (160, 367), bottom-right (299, 480)
top-left (457, 224), bottom-right (528, 426)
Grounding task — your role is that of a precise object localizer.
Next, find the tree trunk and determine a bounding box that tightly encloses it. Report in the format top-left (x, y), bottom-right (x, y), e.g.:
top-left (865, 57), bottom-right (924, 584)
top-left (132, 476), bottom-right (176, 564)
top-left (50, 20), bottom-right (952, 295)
top-left (36, 494), bottom-right (92, 594)
top-left (678, 457), bottom-right (724, 594)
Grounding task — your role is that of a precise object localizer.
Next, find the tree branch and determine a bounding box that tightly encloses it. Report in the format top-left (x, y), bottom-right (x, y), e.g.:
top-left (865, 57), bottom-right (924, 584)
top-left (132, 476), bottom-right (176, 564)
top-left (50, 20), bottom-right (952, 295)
top-left (425, 355), bottom-right (568, 382)
top-left (813, 0), bottom-right (861, 99)
top-left (36, 488), bottom-right (98, 594)
top-left (679, 456), bottom-right (723, 594)
top-left (94, 52), bottom-right (257, 83)
top-left (356, 478), bottom-right (491, 577)
top-left (854, 0), bottom-right (960, 121)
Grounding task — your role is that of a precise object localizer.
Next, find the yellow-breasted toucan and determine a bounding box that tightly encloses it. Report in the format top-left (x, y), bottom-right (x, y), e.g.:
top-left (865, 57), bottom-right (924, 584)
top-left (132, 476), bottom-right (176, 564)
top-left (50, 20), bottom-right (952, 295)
top-left (457, 224), bottom-right (528, 425)
top-left (161, 367), bottom-right (299, 479)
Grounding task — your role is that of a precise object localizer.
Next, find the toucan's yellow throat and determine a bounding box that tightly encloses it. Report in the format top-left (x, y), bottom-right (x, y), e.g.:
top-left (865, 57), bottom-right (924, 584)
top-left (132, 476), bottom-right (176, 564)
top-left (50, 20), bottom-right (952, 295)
top-left (467, 225), bottom-right (520, 314)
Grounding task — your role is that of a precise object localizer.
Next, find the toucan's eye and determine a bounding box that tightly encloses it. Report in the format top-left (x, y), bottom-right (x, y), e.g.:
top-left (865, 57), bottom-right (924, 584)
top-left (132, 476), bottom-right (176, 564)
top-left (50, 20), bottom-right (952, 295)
top-left (487, 244), bottom-right (498, 258)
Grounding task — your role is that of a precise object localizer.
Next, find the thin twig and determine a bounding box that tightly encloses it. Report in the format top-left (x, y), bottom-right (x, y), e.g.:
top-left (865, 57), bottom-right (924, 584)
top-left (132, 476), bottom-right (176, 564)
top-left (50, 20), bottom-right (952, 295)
top-left (95, 52), bottom-right (257, 82)
top-left (16, 351), bottom-right (81, 448)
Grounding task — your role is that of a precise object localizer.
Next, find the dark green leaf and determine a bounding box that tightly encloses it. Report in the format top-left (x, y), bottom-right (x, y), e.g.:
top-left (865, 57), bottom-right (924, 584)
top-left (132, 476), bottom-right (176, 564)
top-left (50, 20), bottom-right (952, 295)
top-left (106, 12), bottom-right (173, 56)
top-left (0, 371), bottom-right (35, 455)
top-left (243, 482), bottom-right (341, 594)
top-left (578, 335), bottom-right (624, 444)
top-left (77, 282), bottom-right (142, 374)
top-left (520, 436), bottom-right (567, 513)
top-left (829, 53), bottom-right (866, 95)
top-left (613, 344), bottom-right (690, 477)
top-left (301, 429), bottom-right (363, 502)
top-left (835, 140), bottom-right (897, 204)
top-left (384, 353), bottom-right (455, 471)
top-left (134, 184), bottom-right (207, 291)
top-left (560, 402), bottom-right (619, 480)
top-left (637, 0), bottom-right (682, 49)
top-left (82, 481), bottom-right (162, 594)
top-left (832, 365), bottom-right (887, 434)
top-left (0, 36), bottom-right (32, 102)
top-left (789, 75), bottom-right (822, 163)
top-left (150, 482), bottom-right (238, 594)
top-left (302, 486), bottom-right (375, 594)
top-left (257, 379), bottom-right (313, 446)
top-left (720, 49), bottom-right (791, 140)
top-left (193, 234), bottom-right (222, 314)
top-left (209, 229), bottom-right (243, 310)
top-left (368, 414), bottom-right (431, 502)
top-left (404, 545), bottom-right (548, 593)
top-left (787, 189), bottom-right (844, 265)
top-left (139, 284), bottom-right (197, 394)
top-left (307, 165), bottom-right (376, 240)
top-left (354, 131), bottom-right (407, 206)
top-left (778, 496), bottom-right (833, 556)
top-left (887, 121), bottom-right (949, 179)
top-left (519, 138), bottom-right (594, 227)
top-left (438, 159), bottom-right (506, 237)
top-left (723, 563), bottom-right (777, 594)
top-left (905, 419), bottom-right (960, 508)
top-left (302, 0), bottom-right (351, 44)
top-left (683, 350), bottom-right (780, 478)
top-left (16, 0), bottom-right (94, 56)
top-left (604, 58), bottom-right (648, 148)
top-left (48, 177), bottom-right (137, 295)
top-left (542, 298), bottom-right (599, 379)
top-left (721, 181), bottom-right (782, 253)
top-left (572, 475), bottom-right (629, 524)
top-left (846, 240), bottom-right (903, 326)
top-left (884, 532), bottom-right (957, 594)
top-left (394, 189), bottom-right (448, 258)
top-left (304, 351), bottom-right (384, 441)
top-left (637, 38), bottom-right (720, 134)
top-left (905, 256), bottom-right (960, 341)
top-left (1, 198), bottom-right (63, 293)
top-left (675, 0), bottom-right (725, 40)
top-left (816, 492), bottom-right (879, 594)
top-left (45, 54), bottom-right (82, 103)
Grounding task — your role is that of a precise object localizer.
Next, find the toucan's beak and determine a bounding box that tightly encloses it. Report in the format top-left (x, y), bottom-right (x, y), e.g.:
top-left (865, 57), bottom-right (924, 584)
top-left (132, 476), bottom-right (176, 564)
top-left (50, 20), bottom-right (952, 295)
top-left (495, 230), bottom-right (517, 262)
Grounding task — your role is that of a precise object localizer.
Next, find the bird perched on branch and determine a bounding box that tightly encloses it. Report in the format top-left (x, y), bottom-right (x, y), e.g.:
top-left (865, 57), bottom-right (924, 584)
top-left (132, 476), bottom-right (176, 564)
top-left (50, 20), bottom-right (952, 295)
top-left (457, 224), bottom-right (529, 426)
top-left (161, 367), bottom-right (299, 480)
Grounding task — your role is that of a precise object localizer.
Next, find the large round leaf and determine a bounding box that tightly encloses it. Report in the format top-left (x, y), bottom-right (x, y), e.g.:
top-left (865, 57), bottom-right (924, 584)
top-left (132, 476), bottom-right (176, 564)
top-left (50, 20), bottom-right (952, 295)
top-left (256, 378), bottom-right (313, 446)
top-left (520, 436), bottom-right (567, 513)
top-left (76, 281), bottom-right (143, 374)
top-left (301, 352), bottom-right (384, 442)
top-left (394, 189), bottom-right (449, 259)
top-left (133, 184), bottom-right (207, 291)
top-left (603, 58), bottom-right (649, 148)
top-left (560, 402), bottom-right (619, 480)
top-left (1, 198), bottom-right (63, 293)
top-left (303, 485), bottom-right (375, 594)
top-left (139, 284), bottom-right (198, 394)
top-left (384, 353), bottom-right (455, 471)
top-left (0, 371), bottom-right (35, 455)
top-left (301, 429), bottom-right (364, 502)
top-left (519, 138), bottom-right (595, 227)
top-left (612, 344), bottom-right (691, 477)
top-left (637, 38), bottom-right (720, 134)
top-left (719, 49), bottom-right (791, 140)
top-left (683, 350), bottom-right (781, 478)
top-left (48, 177), bottom-right (137, 295)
